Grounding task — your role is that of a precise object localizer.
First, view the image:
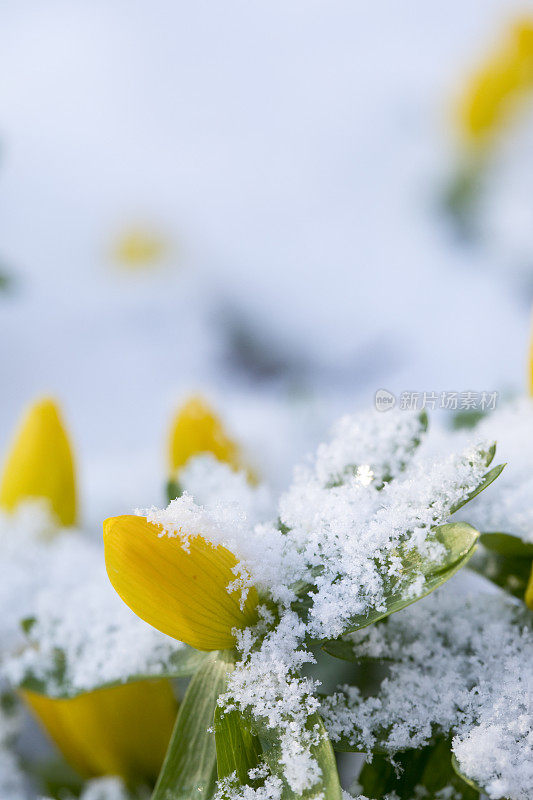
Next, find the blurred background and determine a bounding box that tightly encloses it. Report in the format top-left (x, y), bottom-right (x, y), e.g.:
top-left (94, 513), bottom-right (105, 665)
top-left (2, 0), bottom-right (533, 518)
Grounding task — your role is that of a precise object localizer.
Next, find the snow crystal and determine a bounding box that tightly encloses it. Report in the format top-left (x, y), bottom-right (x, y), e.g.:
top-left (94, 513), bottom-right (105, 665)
top-left (179, 455), bottom-right (276, 524)
top-left (320, 577), bottom-right (533, 800)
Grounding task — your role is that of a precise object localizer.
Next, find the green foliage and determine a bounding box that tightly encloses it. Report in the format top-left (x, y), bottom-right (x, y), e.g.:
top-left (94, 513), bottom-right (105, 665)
top-left (471, 531), bottom-right (533, 601)
top-left (152, 651), bottom-right (235, 800)
top-left (471, 551), bottom-right (531, 601)
top-left (215, 707), bottom-right (262, 786)
top-left (358, 738), bottom-right (479, 799)
top-left (480, 532), bottom-right (533, 559)
top-left (166, 478), bottom-right (183, 503)
top-left (451, 409), bottom-right (487, 430)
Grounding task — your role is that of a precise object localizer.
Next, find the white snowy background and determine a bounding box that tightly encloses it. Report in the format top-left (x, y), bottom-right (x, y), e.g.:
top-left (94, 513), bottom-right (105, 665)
top-left (1, 0), bottom-right (533, 515)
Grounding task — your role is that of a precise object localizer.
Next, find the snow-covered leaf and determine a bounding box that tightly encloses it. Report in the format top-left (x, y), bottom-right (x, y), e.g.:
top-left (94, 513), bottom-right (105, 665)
top-left (259, 713), bottom-right (342, 800)
top-left (449, 459), bottom-right (504, 515)
top-left (17, 645), bottom-right (207, 699)
top-left (332, 522), bottom-right (479, 639)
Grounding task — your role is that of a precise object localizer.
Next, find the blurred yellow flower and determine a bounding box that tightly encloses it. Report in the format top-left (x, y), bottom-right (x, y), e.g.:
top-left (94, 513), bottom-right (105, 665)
top-left (23, 679), bottom-right (177, 783)
top-left (457, 18), bottom-right (533, 145)
top-left (169, 395), bottom-right (257, 485)
top-left (113, 227), bottom-right (167, 270)
top-left (0, 398), bottom-right (77, 526)
top-left (169, 395), bottom-right (241, 474)
top-left (103, 514), bottom-right (258, 650)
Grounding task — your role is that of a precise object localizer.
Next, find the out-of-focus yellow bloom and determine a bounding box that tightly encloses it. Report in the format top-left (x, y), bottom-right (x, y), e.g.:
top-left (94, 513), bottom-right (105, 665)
top-left (103, 515), bottom-right (258, 650)
top-left (0, 398), bottom-right (77, 526)
top-left (169, 395), bottom-right (257, 485)
top-left (457, 18), bottom-right (533, 145)
top-left (113, 228), bottom-right (167, 270)
top-left (22, 679), bottom-right (177, 783)
top-left (169, 396), bottom-right (242, 475)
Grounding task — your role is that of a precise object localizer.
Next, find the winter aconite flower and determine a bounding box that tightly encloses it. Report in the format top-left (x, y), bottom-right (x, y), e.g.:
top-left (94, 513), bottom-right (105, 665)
top-left (0, 398), bottom-right (77, 526)
top-left (22, 680), bottom-right (177, 783)
top-left (112, 226), bottom-right (167, 270)
top-left (457, 18), bottom-right (533, 146)
top-left (103, 514), bottom-right (258, 650)
top-left (169, 395), bottom-right (243, 476)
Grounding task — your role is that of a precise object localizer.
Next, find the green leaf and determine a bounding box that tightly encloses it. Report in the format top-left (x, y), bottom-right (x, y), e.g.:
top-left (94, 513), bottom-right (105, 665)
top-left (480, 532), bottom-right (533, 559)
top-left (31, 757), bottom-right (84, 800)
top-left (358, 739), bottom-right (479, 799)
top-left (449, 460), bottom-right (504, 515)
top-left (152, 650), bottom-right (235, 800)
top-left (469, 548), bottom-right (531, 601)
top-left (259, 713), bottom-right (342, 800)
top-left (451, 753), bottom-right (486, 795)
top-left (20, 616), bottom-right (37, 635)
top-left (333, 522), bottom-right (479, 639)
top-left (166, 478), bottom-right (183, 503)
top-left (451, 409), bottom-right (487, 430)
top-left (215, 707), bottom-right (262, 786)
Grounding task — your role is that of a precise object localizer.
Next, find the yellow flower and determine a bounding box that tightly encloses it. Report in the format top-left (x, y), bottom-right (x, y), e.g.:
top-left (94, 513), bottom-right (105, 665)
top-left (0, 398), bottom-right (77, 526)
top-left (113, 227), bottom-right (167, 270)
top-left (22, 679), bottom-right (177, 783)
top-left (457, 18), bottom-right (533, 145)
top-left (169, 395), bottom-right (243, 476)
top-left (103, 515), bottom-right (258, 650)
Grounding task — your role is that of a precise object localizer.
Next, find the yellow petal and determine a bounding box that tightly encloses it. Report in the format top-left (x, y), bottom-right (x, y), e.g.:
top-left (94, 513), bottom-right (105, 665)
top-left (457, 18), bottom-right (533, 144)
top-left (0, 398), bottom-right (77, 526)
top-left (113, 227), bottom-right (167, 270)
top-left (525, 562), bottom-right (533, 610)
top-left (169, 395), bottom-right (245, 472)
top-left (104, 515), bottom-right (258, 650)
top-left (22, 679), bottom-right (177, 783)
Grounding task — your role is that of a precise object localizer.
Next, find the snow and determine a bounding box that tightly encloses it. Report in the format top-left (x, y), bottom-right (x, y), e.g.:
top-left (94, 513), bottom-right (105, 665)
top-left (0, 505), bottom-right (184, 696)
top-left (321, 576), bottom-right (533, 800)
top-left (456, 398), bottom-right (533, 542)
